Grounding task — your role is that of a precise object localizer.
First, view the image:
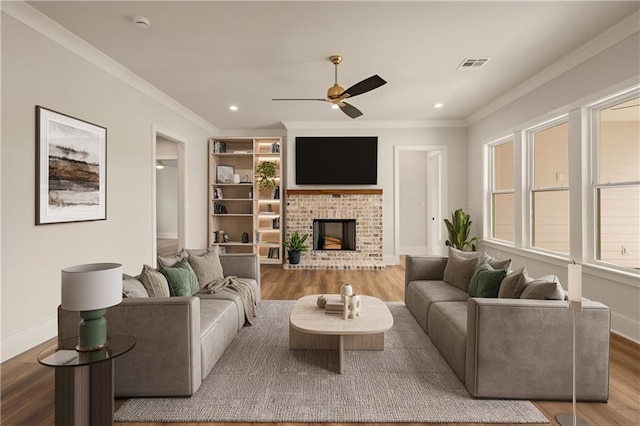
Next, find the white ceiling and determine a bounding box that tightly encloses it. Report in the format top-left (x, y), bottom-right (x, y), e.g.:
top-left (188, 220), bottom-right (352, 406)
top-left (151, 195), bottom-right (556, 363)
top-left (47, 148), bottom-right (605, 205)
top-left (27, 1), bottom-right (640, 130)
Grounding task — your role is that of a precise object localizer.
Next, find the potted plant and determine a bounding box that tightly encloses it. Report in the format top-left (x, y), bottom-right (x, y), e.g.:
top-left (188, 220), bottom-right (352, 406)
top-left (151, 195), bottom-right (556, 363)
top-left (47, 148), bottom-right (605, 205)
top-left (444, 208), bottom-right (479, 251)
top-left (284, 231), bottom-right (309, 265)
top-left (256, 161), bottom-right (277, 191)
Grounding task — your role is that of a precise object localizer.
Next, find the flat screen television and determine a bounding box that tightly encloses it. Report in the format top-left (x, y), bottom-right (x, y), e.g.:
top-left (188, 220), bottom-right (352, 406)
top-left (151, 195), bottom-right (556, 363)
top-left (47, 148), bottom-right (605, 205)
top-left (295, 136), bottom-right (378, 185)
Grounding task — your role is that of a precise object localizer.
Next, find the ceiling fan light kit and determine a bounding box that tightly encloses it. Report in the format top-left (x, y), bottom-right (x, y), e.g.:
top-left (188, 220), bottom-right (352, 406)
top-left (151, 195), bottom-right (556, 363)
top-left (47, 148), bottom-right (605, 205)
top-left (272, 55), bottom-right (386, 119)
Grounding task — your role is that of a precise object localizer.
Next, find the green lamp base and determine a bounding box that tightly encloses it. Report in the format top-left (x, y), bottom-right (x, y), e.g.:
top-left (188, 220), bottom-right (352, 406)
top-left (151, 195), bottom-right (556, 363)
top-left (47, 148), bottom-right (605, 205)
top-left (77, 309), bottom-right (109, 352)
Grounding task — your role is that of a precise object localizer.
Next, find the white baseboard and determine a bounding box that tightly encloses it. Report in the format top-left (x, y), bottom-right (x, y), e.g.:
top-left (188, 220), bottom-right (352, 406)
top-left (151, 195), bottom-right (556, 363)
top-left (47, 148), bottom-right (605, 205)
top-left (399, 246), bottom-right (430, 255)
top-left (384, 254), bottom-right (400, 265)
top-left (611, 312), bottom-right (640, 344)
top-left (157, 232), bottom-right (178, 239)
top-left (1, 317), bottom-right (57, 362)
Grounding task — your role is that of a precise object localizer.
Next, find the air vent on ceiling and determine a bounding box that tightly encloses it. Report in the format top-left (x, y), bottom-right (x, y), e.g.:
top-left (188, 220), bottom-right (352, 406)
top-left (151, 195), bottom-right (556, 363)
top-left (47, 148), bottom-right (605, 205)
top-left (457, 58), bottom-right (490, 70)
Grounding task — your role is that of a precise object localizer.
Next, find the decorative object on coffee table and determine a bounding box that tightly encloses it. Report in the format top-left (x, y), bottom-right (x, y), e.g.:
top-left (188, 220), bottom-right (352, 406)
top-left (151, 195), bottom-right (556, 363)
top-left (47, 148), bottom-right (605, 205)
top-left (347, 293), bottom-right (361, 319)
top-left (284, 231), bottom-right (308, 265)
top-left (340, 283), bottom-right (353, 302)
top-left (555, 262), bottom-right (590, 426)
top-left (316, 295), bottom-right (327, 308)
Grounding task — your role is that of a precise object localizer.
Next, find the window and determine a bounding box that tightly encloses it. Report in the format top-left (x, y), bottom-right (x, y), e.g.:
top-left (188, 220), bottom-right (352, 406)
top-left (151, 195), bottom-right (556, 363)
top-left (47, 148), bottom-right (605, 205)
top-left (529, 119), bottom-right (570, 254)
top-left (593, 93), bottom-right (640, 270)
top-left (490, 140), bottom-right (514, 242)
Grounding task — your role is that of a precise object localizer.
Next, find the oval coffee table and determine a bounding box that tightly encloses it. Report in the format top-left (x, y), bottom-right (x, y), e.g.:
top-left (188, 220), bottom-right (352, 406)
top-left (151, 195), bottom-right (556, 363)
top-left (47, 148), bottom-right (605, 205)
top-left (289, 294), bottom-right (394, 374)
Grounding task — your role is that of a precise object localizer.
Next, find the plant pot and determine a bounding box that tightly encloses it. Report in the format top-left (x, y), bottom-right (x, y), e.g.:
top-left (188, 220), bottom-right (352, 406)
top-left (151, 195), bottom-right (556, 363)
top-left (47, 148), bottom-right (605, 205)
top-left (288, 251), bottom-right (301, 265)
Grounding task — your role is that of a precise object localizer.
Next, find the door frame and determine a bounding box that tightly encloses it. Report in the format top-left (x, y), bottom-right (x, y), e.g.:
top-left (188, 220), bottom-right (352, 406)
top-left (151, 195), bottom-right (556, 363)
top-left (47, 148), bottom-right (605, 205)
top-left (152, 125), bottom-right (187, 265)
top-left (394, 145), bottom-right (448, 263)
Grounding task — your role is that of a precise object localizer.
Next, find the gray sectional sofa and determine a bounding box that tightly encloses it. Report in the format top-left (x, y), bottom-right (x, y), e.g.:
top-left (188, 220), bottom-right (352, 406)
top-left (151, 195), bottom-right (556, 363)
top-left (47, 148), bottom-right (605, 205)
top-left (58, 253), bottom-right (260, 397)
top-left (405, 253), bottom-right (611, 401)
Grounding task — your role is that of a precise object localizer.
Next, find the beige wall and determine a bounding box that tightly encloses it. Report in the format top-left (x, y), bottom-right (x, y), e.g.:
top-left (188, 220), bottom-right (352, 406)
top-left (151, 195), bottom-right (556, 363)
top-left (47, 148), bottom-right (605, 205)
top-left (1, 13), bottom-right (213, 360)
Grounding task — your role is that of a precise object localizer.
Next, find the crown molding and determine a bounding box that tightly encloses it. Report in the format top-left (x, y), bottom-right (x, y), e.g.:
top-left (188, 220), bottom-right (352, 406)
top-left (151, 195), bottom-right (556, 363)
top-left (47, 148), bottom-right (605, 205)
top-left (1, 1), bottom-right (219, 134)
top-left (466, 10), bottom-right (640, 126)
top-left (281, 119), bottom-right (466, 130)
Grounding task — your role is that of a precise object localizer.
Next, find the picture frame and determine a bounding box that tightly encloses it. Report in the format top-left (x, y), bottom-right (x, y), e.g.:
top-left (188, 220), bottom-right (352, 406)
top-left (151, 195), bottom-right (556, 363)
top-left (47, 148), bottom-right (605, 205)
top-left (216, 165), bottom-right (234, 183)
top-left (36, 106), bottom-right (107, 225)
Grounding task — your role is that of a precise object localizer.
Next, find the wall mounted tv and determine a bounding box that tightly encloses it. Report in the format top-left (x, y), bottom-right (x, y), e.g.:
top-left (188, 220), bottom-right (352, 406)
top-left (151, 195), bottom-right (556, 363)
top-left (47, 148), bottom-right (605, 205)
top-left (295, 136), bottom-right (378, 185)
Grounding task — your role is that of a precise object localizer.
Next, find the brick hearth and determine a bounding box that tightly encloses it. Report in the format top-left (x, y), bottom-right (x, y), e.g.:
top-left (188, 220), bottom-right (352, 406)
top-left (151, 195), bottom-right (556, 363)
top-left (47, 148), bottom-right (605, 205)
top-left (285, 190), bottom-right (385, 270)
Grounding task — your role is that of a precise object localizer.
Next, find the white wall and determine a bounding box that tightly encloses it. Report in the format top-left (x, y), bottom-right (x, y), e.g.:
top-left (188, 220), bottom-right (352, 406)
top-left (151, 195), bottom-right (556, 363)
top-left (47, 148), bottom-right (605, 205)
top-left (156, 163), bottom-right (178, 239)
top-left (467, 33), bottom-right (640, 341)
top-left (0, 11), bottom-right (213, 360)
top-left (285, 125), bottom-right (467, 264)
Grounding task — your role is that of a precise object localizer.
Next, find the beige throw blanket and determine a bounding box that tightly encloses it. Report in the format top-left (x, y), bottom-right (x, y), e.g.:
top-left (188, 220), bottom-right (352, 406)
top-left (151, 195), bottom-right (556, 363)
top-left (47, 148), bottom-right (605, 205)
top-left (199, 276), bottom-right (257, 325)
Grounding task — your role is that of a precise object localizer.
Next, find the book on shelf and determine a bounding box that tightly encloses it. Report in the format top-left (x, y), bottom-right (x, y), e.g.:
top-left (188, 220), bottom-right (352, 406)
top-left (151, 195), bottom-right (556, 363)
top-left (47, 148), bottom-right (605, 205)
top-left (271, 186), bottom-right (280, 200)
top-left (212, 140), bottom-right (226, 153)
top-left (267, 247), bottom-right (280, 259)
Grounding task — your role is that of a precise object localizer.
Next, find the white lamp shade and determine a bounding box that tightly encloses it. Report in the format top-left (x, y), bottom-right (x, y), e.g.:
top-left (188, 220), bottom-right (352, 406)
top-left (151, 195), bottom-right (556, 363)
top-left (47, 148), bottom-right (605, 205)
top-left (61, 263), bottom-right (123, 311)
top-left (567, 263), bottom-right (582, 302)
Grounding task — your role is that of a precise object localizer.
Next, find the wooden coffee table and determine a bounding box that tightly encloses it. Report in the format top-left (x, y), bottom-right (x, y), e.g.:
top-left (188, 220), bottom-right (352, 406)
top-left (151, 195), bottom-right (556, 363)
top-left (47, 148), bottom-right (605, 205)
top-left (289, 294), bottom-right (394, 374)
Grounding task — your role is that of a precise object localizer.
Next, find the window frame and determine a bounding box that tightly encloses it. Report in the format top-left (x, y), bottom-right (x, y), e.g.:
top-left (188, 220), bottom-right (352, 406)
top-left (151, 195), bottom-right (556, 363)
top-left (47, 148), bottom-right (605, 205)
top-left (526, 115), bottom-right (570, 256)
top-left (487, 138), bottom-right (515, 244)
top-left (588, 88), bottom-right (640, 272)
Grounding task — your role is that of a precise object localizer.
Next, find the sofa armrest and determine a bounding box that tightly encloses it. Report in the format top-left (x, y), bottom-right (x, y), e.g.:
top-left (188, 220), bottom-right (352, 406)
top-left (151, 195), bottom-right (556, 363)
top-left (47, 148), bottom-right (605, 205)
top-left (58, 297), bottom-right (202, 397)
top-left (466, 298), bottom-right (610, 401)
top-left (404, 256), bottom-right (447, 290)
top-left (219, 253), bottom-right (261, 302)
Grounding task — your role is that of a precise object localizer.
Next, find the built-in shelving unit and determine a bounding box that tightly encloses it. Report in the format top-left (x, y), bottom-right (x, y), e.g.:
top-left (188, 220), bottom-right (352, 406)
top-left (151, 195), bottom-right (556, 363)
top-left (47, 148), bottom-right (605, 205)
top-left (208, 137), bottom-right (283, 264)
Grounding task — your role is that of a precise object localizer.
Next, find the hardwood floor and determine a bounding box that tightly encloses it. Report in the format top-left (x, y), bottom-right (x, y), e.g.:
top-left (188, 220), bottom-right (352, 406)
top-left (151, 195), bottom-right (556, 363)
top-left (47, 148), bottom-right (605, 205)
top-left (2, 260), bottom-right (638, 426)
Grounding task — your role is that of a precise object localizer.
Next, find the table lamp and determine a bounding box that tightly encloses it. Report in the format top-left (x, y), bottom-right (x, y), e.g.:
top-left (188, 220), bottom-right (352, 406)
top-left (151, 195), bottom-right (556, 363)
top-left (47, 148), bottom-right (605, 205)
top-left (61, 263), bottom-right (123, 352)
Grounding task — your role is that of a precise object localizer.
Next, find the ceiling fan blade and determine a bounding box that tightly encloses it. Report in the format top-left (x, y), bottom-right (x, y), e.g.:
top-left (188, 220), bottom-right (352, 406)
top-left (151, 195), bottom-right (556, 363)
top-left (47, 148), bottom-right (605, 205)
top-left (340, 102), bottom-right (363, 119)
top-left (272, 98), bottom-right (327, 101)
top-left (342, 75), bottom-right (387, 98)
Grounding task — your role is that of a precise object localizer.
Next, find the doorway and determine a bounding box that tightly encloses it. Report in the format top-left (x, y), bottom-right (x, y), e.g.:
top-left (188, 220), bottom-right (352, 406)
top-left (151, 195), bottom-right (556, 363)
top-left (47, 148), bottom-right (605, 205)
top-left (394, 145), bottom-right (447, 262)
top-left (153, 128), bottom-right (187, 261)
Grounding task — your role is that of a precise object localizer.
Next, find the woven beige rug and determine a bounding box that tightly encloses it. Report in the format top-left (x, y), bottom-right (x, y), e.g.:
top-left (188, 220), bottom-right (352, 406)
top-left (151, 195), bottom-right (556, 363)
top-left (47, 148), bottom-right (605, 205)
top-left (115, 301), bottom-right (549, 423)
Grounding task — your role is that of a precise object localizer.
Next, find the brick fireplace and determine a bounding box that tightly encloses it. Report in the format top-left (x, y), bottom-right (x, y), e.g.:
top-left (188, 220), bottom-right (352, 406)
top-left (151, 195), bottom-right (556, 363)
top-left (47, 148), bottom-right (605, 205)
top-left (285, 190), bottom-right (384, 270)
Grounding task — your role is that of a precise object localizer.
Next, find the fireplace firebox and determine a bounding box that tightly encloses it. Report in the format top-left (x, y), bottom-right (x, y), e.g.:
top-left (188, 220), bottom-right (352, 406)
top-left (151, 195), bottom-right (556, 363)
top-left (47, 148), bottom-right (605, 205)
top-left (313, 219), bottom-right (356, 251)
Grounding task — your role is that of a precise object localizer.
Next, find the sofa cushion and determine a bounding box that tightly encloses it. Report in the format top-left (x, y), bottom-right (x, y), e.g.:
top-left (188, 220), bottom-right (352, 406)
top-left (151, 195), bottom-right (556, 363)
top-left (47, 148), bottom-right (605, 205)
top-left (428, 301), bottom-right (468, 382)
top-left (158, 250), bottom-right (187, 268)
top-left (122, 274), bottom-right (148, 298)
top-left (187, 250), bottom-right (224, 288)
top-left (443, 247), bottom-right (483, 292)
top-left (199, 299), bottom-right (240, 378)
top-left (481, 252), bottom-right (512, 270)
top-left (162, 259), bottom-right (199, 297)
top-left (498, 267), bottom-right (529, 299)
top-left (468, 262), bottom-right (506, 298)
top-left (520, 276), bottom-right (565, 300)
top-left (139, 265), bottom-right (170, 298)
top-left (405, 280), bottom-right (469, 333)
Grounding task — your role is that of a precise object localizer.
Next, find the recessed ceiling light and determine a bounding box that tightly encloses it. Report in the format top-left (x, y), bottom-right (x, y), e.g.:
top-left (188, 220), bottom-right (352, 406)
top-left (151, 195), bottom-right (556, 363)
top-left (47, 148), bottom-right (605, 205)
top-left (229, 105), bottom-right (238, 111)
top-left (433, 103), bottom-right (444, 108)
top-left (133, 16), bottom-right (150, 29)
top-left (331, 104), bottom-right (339, 110)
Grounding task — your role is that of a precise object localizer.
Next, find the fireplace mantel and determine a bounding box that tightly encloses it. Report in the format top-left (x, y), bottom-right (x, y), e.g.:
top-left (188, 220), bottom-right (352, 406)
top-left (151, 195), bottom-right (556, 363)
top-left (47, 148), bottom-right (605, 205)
top-left (286, 189), bottom-right (382, 196)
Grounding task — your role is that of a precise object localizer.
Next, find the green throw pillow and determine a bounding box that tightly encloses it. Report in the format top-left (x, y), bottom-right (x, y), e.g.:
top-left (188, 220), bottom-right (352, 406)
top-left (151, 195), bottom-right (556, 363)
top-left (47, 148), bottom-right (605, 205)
top-left (161, 259), bottom-right (199, 297)
top-left (468, 262), bottom-right (493, 297)
top-left (475, 268), bottom-right (507, 298)
top-left (468, 262), bottom-right (507, 298)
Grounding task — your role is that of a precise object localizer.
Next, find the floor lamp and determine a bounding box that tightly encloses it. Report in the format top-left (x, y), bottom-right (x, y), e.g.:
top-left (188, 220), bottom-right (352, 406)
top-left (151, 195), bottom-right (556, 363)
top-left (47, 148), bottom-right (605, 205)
top-left (555, 262), bottom-right (589, 426)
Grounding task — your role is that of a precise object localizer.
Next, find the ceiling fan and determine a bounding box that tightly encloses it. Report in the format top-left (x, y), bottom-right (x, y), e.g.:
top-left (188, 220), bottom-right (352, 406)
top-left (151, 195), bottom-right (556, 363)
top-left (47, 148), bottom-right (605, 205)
top-left (272, 55), bottom-right (387, 119)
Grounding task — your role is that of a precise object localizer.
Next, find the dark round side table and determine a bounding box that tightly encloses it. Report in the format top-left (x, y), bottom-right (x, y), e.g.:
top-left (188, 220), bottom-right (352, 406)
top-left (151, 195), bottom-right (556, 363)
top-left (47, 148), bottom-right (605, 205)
top-left (38, 333), bottom-right (136, 426)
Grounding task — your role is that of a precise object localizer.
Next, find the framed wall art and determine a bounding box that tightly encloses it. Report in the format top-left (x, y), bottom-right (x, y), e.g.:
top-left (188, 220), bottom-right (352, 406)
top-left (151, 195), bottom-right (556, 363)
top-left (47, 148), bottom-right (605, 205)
top-left (216, 165), bottom-right (234, 183)
top-left (36, 106), bottom-right (107, 224)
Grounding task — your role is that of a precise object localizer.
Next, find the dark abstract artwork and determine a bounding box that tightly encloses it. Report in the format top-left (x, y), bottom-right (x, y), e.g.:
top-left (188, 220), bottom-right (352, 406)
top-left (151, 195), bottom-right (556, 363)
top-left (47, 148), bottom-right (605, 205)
top-left (36, 107), bottom-right (107, 224)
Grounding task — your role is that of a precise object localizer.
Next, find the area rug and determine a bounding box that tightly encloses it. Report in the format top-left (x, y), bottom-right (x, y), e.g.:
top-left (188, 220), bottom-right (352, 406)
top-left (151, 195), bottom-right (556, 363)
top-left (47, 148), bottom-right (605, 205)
top-left (115, 301), bottom-right (549, 423)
